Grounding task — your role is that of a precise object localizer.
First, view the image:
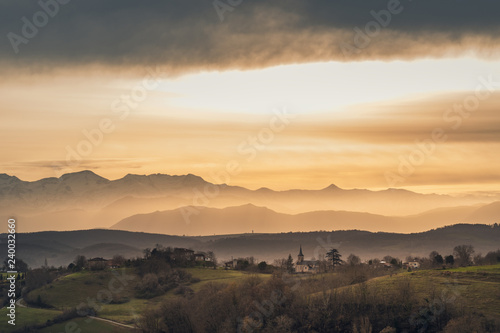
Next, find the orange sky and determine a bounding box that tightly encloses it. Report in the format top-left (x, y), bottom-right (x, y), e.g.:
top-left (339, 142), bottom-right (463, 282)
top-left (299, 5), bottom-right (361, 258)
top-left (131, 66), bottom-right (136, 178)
top-left (1, 58), bottom-right (500, 194)
top-left (2, 1), bottom-right (500, 194)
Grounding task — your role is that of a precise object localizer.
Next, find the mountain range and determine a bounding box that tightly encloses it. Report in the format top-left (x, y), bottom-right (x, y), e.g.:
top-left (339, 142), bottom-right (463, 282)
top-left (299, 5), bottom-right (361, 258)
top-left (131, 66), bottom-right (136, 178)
top-left (111, 202), bottom-right (500, 235)
top-left (1, 170), bottom-right (500, 234)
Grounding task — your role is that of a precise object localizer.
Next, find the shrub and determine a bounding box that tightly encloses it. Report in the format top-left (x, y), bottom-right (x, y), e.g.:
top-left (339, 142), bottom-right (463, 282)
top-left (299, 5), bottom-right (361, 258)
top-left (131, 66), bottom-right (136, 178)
top-left (174, 285), bottom-right (194, 296)
top-left (189, 277), bottom-right (201, 284)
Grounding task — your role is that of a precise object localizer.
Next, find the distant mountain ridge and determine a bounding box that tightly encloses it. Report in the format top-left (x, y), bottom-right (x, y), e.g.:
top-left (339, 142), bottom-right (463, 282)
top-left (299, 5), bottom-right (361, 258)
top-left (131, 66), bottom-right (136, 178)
top-left (111, 203), bottom-right (500, 235)
top-left (0, 170), bottom-right (209, 210)
top-left (2, 170), bottom-right (500, 233)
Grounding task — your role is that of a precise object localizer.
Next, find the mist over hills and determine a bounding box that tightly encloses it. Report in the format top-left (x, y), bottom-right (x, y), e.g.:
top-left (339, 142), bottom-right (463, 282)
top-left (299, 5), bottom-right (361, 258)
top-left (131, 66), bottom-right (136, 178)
top-left (1, 224), bottom-right (498, 269)
top-left (111, 203), bottom-right (500, 235)
top-left (0, 229), bottom-right (202, 268)
top-left (2, 171), bottom-right (500, 233)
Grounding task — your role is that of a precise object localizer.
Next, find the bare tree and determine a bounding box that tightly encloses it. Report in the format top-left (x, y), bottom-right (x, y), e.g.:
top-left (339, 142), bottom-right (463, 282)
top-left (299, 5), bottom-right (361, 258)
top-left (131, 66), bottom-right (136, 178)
top-left (207, 251), bottom-right (217, 269)
top-left (286, 254), bottom-right (294, 273)
top-left (143, 248), bottom-right (152, 259)
top-left (453, 245), bottom-right (475, 266)
top-left (473, 253), bottom-right (485, 266)
top-left (485, 250), bottom-right (500, 265)
top-left (347, 254), bottom-right (361, 266)
top-left (112, 254), bottom-right (126, 267)
top-left (274, 258), bottom-right (289, 271)
top-left (383, 255), bottom-right (393, 263)
top-left (73, 255), bottom-right (87, 271)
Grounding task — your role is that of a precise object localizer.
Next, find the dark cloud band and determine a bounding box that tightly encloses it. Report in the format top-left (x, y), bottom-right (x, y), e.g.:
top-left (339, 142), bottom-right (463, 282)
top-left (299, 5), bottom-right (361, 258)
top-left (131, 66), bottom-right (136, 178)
top-left (1, 0), bottom-right (500, 71)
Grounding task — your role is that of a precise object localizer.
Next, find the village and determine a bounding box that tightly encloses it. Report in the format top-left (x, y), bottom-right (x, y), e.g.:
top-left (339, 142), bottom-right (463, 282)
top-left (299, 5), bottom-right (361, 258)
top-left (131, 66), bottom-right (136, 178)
top-left (73, 245), bottom-right (444, 275)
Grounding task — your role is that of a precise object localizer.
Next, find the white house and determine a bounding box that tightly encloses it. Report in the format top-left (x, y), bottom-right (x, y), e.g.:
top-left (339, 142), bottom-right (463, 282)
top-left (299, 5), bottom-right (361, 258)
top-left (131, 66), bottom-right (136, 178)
top-left (408, 261), bottom-right (420, 269)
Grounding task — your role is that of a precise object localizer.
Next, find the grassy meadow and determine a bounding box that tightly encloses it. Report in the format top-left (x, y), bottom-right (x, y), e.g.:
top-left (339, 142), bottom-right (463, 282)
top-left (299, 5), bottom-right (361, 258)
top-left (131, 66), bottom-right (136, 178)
top-left (23, 267), bottom-right (270, 327)
top-left (362, 264), bottom-right (500, 319)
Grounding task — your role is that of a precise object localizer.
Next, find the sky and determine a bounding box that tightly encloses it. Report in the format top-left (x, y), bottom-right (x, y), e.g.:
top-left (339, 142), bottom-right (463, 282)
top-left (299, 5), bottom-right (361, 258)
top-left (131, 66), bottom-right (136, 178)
top-left (1, 0), bottom-right (500, 193)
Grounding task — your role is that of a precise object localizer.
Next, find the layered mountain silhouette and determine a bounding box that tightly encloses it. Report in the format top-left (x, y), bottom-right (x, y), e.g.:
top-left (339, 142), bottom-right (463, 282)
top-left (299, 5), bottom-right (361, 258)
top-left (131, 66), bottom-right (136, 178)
top-left (2, 170), bottom-right (500, 233)
top-left (111, 203), bottom-right (500, 235)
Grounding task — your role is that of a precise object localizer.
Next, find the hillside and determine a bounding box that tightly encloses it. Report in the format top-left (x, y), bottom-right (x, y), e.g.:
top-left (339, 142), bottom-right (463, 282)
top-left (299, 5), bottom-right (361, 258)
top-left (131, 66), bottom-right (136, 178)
top-left (9, 264), bottom-right (500, 332)
top-left (206, 224), bottom-right (500, 263)
top-left (2, 224), bottom-right (499, 268)
top-left (111, 203), bottom-right (500, 235)
top-left (0, 267), bottom-right (266, 332)
top-left (467, 201), bottom-right (500, 222)
top-left (111, 204), bottom-right (399, 235)
top-left (361, 264), bottom-right (500, 320)
top-left (0, 230), bottom-right (202, 268)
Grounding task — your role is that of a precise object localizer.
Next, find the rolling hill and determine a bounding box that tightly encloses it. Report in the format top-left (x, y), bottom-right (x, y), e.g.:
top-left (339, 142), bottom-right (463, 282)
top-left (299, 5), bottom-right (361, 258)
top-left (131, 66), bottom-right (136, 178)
top-left (0, 229), bottom-right (202, 268)
top-left (2, 224), bottom-right (499, 268)
top-left (110, 203), bottom-right (500, 235)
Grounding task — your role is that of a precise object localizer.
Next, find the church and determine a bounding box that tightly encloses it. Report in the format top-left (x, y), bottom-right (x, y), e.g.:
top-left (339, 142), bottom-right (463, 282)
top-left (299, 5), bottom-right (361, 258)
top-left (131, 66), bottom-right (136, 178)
top-left (295, 245), bottom-right (319, 273)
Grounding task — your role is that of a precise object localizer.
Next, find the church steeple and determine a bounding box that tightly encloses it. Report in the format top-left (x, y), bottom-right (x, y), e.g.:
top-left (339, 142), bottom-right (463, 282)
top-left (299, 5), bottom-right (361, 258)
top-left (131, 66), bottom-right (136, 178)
top-left (298, 245), bottom-right (304, 263)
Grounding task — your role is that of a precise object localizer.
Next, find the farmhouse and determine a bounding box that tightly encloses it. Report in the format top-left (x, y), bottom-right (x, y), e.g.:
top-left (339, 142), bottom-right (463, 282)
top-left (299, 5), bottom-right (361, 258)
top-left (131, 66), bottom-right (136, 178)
top-left (224, 259), bottom-right (238, 269)
top-left (87, 257), bottom-right (108, 270)
top-left (86, 257), bottom-right (121, 270)
top-left (379, 260), bottom-right (393, 269)
top-left (194, 252), bottom-right (206, 261)
top-left (407, 261), bottom-right (420, 269)
top-left (173, 248), bottom-right (195, 261)
top-left (295, 246), bottom-right (319, 274)
top-left (194, 252), bottom-right (213, 262)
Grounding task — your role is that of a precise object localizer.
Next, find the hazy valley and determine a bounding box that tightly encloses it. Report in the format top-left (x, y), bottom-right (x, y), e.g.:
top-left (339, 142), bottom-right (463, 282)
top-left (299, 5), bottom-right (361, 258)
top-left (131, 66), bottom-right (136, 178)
top-left (2, 224), bottom-right (498, 269)
top-left (2, 171), bottom-right (500, 234)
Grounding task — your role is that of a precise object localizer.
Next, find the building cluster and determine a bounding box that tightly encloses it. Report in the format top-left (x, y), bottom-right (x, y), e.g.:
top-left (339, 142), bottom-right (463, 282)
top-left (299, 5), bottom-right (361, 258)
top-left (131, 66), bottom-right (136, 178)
top-left (87, 257), bottom-right (120, 270)
top-left (89, 246), bottom-right (422, 273)
top-left (85, 248), bottom-right (213, 270)
top-left (167, 248), bottom-right (213, 263)
top-left (223, 246), bottom-right (423, 274)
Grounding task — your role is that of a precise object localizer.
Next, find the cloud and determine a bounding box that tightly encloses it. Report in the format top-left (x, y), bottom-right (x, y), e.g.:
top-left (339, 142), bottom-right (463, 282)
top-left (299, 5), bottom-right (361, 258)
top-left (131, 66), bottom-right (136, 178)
top-left (2, 89), bottom-right (500, 189)
top-left (286, 92), bottom-right (500, 144)
top-left (1, 0), bottom-right (500, 74)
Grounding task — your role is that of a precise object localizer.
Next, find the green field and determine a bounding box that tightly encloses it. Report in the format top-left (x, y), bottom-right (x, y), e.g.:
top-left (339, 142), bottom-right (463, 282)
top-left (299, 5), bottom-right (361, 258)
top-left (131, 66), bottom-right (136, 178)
top-left (98, 268), bottom-right (268, 323)
top-left (38, 317), bottom-right (137, 333)
top-left (0, 307), bottom-right (61, 332)
top-left (27, 268), bottom-right (138, 309)
top-left (0, 303), bottom-right (137, 332)
top-left (25, 267), bottom-right (270, 326)
top-left (186, 267), bottom-right (270, 291)
top-left (359, 264), bottom-right (500, 319)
